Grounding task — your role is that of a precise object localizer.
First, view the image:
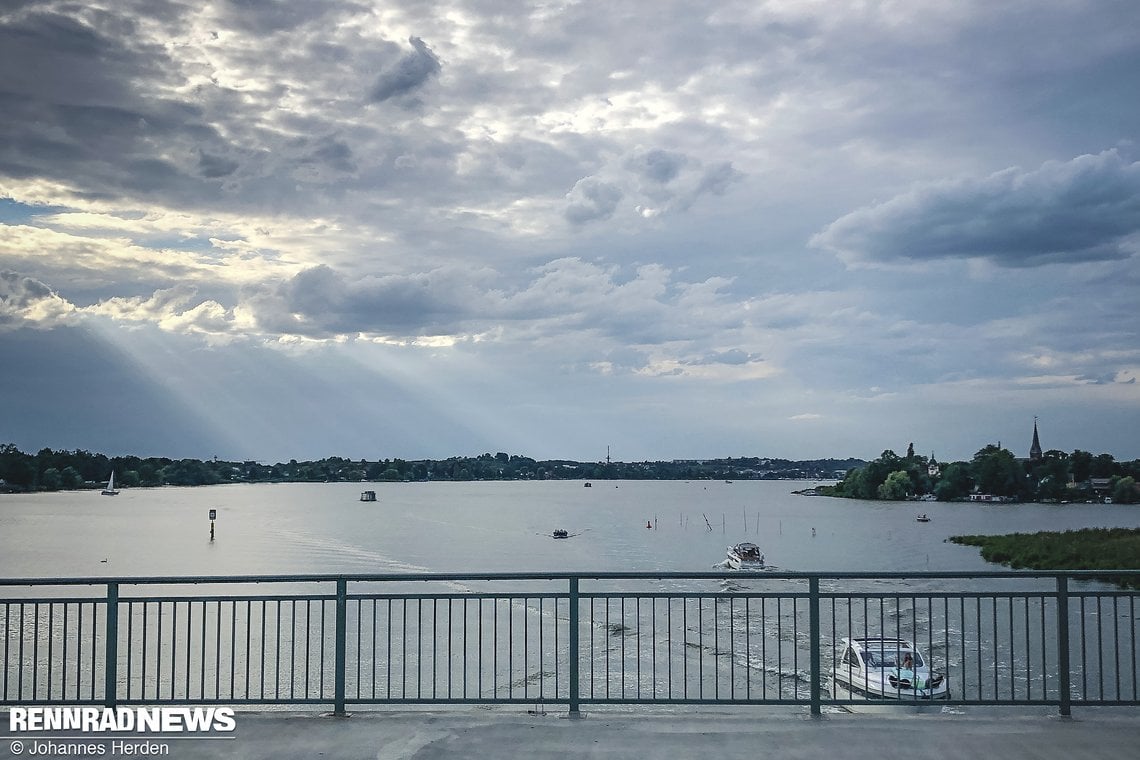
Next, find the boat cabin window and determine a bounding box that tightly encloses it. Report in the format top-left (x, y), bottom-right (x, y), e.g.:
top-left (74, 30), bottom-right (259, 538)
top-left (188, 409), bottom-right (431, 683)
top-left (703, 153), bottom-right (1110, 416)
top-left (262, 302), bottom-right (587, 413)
top-left (841, 646), bottom-right (861, 668)
top-left (864, 648), bottom-right (923, 668)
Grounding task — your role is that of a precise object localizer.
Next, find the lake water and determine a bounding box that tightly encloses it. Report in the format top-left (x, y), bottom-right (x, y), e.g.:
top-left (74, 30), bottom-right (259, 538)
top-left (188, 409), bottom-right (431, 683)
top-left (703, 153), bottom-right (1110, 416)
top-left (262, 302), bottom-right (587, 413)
top-left (3, 480), bottom-right (1138, 578)
top-left (3, 481), bottom-right (1139, 712)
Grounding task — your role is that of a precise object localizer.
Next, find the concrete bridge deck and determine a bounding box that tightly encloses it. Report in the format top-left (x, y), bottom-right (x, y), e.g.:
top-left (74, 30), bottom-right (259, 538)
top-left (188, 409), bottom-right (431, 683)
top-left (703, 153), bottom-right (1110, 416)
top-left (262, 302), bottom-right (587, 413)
top-left (6, 707), bottom-right (1138, 759)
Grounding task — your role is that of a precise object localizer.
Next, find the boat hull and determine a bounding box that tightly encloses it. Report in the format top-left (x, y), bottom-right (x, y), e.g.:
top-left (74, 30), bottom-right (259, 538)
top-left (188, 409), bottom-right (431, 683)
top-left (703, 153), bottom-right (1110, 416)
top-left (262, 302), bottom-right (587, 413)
top-left (831, 673), bottom-right (950, 701)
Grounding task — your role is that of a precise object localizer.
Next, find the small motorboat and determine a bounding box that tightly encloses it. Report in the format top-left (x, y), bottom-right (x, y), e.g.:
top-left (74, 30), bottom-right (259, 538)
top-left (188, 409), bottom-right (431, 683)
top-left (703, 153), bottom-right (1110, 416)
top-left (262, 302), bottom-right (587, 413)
top-left (915, 514), bottom-right (930, 522)
top-left (360, 490), bottom-right (377, 502)
top-left (832, 637), bottom-right (950, 700)
top-left (552, 529), bottom-right (569, 539)
top-left (725, 542), bottom-right (765, 570)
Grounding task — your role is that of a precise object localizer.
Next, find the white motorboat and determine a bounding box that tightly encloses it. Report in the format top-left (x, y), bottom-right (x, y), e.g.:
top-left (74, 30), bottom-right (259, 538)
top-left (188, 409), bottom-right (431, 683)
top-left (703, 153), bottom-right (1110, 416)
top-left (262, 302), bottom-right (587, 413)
top-left (832, 637), bottom-right (950, 700)
top-left (101, 471), bottom-right (119, 496)
top-left (725, 542), bottom-right (765, 570)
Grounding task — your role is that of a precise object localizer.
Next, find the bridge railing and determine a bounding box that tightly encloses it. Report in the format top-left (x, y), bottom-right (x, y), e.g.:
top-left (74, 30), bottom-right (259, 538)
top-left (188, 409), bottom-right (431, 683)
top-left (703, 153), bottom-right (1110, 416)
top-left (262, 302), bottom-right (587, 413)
top-left (2, 572), bottom-right (1137, 715)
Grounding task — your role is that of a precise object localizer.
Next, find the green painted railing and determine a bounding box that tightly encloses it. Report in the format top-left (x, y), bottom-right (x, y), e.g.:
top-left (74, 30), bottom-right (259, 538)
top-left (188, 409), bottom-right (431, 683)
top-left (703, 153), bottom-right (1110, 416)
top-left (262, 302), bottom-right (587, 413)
top-left (2, 571), bottom-right (1137, 716)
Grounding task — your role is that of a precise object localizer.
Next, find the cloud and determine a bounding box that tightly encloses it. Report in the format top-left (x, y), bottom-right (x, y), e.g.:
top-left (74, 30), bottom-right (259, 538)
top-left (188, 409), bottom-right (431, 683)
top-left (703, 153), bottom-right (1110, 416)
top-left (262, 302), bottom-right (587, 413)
top-left (243, 263), bottom-right (498, 338)
top-left (625, 149), bottom-right (687, 184)
top-left (0, 270), bottom-right (76, 330)
top-left (86, 284), bottom-right (238, 337)
top-left (686, 348), bottom-right (762, 367)
top-left (368, 37), bottom-right (442, 104)
top-left (564, 177), bottom-right (624, 225)
top-left (198, 152), bottom-right (240, 179)
top-left (812, 150), bottom-right (1140, 268)
top-left (220, 0), bottom-right (350, 35)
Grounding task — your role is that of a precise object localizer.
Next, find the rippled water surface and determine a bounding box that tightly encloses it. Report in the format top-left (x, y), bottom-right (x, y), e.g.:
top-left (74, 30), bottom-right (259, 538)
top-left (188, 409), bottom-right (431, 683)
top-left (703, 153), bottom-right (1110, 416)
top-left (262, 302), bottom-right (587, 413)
top-left (3, 480), bottom-right (1138, 577)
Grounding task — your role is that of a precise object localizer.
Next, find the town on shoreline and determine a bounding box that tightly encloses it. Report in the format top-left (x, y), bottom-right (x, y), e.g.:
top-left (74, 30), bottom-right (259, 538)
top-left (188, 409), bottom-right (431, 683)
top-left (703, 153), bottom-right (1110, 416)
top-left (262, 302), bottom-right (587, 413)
top-left (822, 435), bottom-right (1139, 505)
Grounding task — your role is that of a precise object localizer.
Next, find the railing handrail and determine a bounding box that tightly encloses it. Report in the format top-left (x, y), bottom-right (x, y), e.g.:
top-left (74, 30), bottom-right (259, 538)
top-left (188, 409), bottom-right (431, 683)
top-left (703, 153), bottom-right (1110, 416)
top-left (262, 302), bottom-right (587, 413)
top-left (2, 569), bottom-right (1138, 586)
top-left (3, 570), bottom-right (1137, 715)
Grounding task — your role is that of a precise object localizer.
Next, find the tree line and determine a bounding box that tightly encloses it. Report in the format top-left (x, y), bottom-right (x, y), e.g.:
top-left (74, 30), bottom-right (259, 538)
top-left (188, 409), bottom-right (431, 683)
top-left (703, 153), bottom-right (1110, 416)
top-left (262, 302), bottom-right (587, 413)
top-left (826, 444), bottom-right (1140, 504)
top-left (0, 444), bottom-right (863, 491)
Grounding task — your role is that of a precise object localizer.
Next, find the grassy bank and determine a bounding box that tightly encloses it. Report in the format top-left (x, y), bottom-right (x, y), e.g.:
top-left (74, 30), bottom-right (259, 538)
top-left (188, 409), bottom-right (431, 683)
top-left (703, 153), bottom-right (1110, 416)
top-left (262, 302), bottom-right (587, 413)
top-left (949, 527), bottom-right (1140, 588)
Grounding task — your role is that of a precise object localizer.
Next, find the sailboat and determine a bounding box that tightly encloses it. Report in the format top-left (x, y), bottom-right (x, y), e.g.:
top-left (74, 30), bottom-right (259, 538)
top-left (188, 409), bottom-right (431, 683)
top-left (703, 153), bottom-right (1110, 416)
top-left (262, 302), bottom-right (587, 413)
top-left (101, 471), bottom-right (119, 496)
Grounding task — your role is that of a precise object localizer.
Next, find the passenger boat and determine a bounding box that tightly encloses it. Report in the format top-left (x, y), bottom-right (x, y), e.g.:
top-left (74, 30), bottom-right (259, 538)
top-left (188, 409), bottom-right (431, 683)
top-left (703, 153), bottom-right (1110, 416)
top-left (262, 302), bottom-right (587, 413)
top-left (725, 542), bottom-right (765, 570)
top-left (552, 529), bottom-right (569, 539)
top-left (832, 637), bottom-right (950, 700)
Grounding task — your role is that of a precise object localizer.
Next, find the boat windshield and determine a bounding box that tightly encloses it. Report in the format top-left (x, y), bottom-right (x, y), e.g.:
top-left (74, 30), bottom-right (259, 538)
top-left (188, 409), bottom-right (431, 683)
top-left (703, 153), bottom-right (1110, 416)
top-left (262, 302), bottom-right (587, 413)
top-left (864, 648), bottom-right (924, 668)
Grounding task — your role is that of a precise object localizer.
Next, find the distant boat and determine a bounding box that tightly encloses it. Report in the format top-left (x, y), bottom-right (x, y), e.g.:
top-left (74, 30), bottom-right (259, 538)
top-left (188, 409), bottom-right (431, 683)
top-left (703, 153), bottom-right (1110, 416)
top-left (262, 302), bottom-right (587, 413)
top-left (915, 514), bottom-right (931, 522)
top-left (101, 472), bottom-right (119, 496)
top-left (360, 490), bottom-right (377, 502)
top-left (725, 542), bottom-right (766, 570)
top-left (584, 482), bottom-right (592, 487)
top-left (552, 529), bottom-right (569, 539)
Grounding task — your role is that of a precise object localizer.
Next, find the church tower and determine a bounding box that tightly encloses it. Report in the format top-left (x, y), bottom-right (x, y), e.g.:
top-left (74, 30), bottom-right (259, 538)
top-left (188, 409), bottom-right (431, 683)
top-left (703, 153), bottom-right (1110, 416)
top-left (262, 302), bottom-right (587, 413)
top-left (1029, 417), bottom-right (1043, 461)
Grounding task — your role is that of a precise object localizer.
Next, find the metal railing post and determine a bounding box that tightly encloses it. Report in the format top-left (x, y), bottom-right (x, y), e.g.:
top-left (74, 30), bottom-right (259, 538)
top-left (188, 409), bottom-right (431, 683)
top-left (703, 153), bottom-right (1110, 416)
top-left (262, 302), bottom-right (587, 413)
top-left (568, 576), bottom-right (580, 716)
top-left (104, 582), bottom-right (119, 707)
top-left (808, 576), bottom-right (821, 716)
top-left (1056, 575), bottom-right (1071, 717)
top-left (333, 578), bottom-right (348, 716)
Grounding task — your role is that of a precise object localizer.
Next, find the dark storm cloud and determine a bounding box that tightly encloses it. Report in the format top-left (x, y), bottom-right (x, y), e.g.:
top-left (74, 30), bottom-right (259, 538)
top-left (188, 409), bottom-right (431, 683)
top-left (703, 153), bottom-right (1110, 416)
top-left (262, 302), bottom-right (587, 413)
top-left (368, 37), bottom-right (442, 104)
top-left (813, 151), bottom-right (1140, 267)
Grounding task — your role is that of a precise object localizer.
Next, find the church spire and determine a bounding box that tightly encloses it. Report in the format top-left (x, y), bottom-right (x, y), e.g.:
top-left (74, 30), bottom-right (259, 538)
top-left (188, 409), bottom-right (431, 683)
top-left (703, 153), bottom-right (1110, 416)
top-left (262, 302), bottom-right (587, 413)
top-left (1029, 417), bottom-right (1043, 461)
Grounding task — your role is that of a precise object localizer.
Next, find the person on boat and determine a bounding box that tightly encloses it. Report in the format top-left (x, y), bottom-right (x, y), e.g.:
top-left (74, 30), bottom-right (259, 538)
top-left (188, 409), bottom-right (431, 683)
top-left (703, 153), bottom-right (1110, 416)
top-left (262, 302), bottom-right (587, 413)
top-left (900, 653), bottom-right (914, 678)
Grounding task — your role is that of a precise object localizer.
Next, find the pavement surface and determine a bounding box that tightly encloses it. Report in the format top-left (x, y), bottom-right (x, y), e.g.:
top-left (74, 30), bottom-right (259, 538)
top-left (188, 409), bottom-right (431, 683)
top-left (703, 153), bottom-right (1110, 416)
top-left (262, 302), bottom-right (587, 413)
top-left (4, 707), bottom-right (1139, 760)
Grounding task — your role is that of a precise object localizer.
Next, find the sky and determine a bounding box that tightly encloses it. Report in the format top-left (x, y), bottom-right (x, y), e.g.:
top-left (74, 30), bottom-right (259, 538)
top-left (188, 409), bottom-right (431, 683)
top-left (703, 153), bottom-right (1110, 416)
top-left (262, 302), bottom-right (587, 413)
top-left (1, 0), bottom-right (1139, 465)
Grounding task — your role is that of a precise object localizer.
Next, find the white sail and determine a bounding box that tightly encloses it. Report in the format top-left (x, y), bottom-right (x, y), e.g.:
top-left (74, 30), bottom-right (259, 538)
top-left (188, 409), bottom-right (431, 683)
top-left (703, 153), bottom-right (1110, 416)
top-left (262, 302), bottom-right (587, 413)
top-left (102, 471), bottom-right (119, 495)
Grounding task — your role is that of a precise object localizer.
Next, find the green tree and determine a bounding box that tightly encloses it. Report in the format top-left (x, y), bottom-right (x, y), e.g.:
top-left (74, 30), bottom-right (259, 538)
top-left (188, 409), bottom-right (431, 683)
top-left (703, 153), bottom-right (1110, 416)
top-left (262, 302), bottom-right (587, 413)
top-left (1090, 453), bottom-right (1118, 479)
top-left (934, 462), bottom-right (973, 501)
top-left (971, 445), bottom-right (1022, 497)
top-left (0, 444), bottom-right (36, 488)
top-left (41, 467), bottom-right (62, 491)
top-left (1112, 476), bottom-right (1138, 505)
top-left (138, 464), bottom-right (162, 487)
top-left (60, 466), bottom-right (83, 490)
top-left (1029, 452), bottom-right (1071, 502)
top-left (1070, 450), bottom-right (1093, 483)
top-left (877, 470), bottom-right (911, 500)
